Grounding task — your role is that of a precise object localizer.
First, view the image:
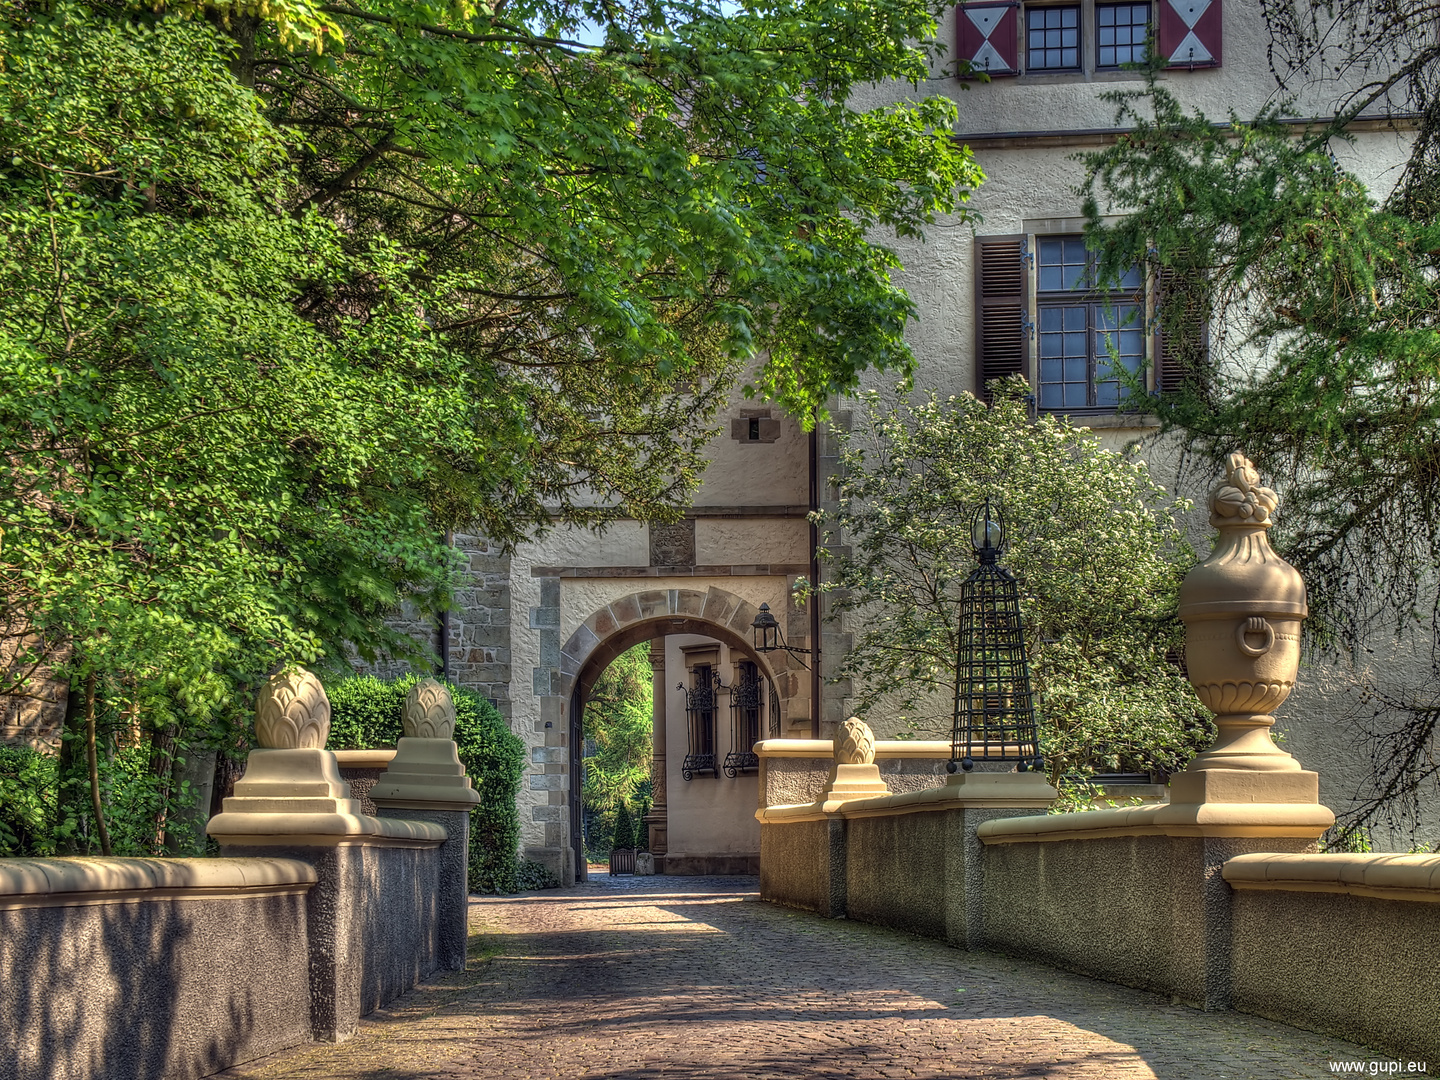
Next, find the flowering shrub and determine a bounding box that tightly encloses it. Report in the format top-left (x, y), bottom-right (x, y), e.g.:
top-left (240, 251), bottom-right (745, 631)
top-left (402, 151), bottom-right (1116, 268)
top-left (820, 382), bottom-right (1213, 782)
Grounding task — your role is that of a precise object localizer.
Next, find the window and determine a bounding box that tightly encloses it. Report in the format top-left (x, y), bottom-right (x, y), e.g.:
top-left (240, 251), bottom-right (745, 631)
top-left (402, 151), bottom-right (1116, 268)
top-left (725, 661), bottom-right (764, 776)
top-left (681, 663), bottom-right (720, 780)
top-left (1026, 6), bottom-right (1079, 70)
top-left (973, 231), bottom-right (1201, 414)
top-left (1036, 237), bottom-right (1144, 410)
top-left (1097, 3), bottom-right (1149, 67)
top-left (956, 1), bottom-right (1221, 80)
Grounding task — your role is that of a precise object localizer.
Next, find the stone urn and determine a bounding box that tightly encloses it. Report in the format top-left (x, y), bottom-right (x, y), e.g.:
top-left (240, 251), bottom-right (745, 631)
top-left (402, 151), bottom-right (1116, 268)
top-left (1178, 453), bottom-right (1307, 773)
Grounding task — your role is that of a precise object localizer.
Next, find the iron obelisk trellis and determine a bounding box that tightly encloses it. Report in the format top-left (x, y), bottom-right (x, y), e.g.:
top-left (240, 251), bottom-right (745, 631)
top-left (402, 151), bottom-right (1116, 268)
top-left (948, 499), bottom-right (1044, 774)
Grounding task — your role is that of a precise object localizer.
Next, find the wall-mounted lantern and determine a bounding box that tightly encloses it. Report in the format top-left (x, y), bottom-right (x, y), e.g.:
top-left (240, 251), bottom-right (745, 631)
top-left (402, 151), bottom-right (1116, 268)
top-left (751, 602), bottom-right (811, 668)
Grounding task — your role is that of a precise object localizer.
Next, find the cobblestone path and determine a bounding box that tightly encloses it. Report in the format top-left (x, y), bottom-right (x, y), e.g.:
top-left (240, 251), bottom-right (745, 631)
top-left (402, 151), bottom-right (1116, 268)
top-left (225, 875), bottom-right (1382, 1080)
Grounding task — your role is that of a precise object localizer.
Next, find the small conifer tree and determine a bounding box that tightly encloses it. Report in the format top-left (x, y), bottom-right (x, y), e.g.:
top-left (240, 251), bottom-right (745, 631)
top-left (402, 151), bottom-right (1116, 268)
top-left (611, 800), bottom-right (636, 851)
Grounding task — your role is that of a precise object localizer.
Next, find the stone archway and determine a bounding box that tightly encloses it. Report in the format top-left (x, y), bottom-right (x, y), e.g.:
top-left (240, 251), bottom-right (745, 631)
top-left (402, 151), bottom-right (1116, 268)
top-left (561, 586), bottom-right (807, 881)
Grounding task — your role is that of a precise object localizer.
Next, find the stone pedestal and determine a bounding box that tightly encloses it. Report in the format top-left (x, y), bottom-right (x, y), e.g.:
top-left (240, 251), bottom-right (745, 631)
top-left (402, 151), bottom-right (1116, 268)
top-left (208, 669), bottom-right (448, 1042)
top-left (370, 679), bottom-right (480, 971)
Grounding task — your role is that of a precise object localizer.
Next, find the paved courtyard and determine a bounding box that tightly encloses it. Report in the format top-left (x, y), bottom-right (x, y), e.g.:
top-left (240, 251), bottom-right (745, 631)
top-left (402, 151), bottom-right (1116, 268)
top-left (225, 875), bottom-right (1384, 1080)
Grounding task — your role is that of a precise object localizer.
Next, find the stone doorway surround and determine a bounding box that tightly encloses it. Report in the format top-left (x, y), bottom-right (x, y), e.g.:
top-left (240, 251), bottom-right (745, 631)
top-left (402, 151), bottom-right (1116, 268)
top-left (538, 584), bottom-right (807, 885)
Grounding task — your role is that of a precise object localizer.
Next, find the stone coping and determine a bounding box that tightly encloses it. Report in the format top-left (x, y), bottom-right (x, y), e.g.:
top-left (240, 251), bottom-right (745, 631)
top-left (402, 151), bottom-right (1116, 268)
top-left (332, 748), bottom-right (398, 769)
top-left (208, 812), bottom-right (447, 847)
top-left (976, 800), bottom-right (1334, 843)
top-left (755, 739), bottom-right (984, 760)
top-left (0, 856), bottom-right (317, 909)
top-left (1224, 852), bottom-right (1440, 903)
top-left (757, 774), bottom-right (1056, 822)
top-left (838, 773), bottom-right (1057, 817)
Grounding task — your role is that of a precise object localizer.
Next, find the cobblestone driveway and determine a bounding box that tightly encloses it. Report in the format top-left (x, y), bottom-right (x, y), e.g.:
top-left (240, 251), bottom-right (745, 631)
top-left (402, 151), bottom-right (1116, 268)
top-left (225, 875), bottom-right (1381, 1080)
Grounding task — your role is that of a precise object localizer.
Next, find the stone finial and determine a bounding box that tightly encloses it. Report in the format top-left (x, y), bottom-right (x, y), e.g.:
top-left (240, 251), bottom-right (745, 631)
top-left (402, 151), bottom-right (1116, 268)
top-left (834, 717), bottom-right (876, 766)
top-left (403, 678), bottom-right (456, 739)
top-left (1210, 452), bottom-right (1279, 528)
top-left (254, 668), bottom-right (331, 749)
top-left (1174, 452), bottom-right (1328, 814)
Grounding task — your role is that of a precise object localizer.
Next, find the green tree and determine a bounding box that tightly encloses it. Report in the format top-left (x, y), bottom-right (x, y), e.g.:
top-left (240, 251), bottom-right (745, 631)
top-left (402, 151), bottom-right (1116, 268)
top-left (611, 799), bottom-right (637, 852)
top-left (820, 385), bottom-right (1212, 786)
top-left (1, 0), bottom-right (980, 845)
top-left (583, 644), bottom-right (652, 817)
top-left (1078, 78), bottom-right (1440, 838)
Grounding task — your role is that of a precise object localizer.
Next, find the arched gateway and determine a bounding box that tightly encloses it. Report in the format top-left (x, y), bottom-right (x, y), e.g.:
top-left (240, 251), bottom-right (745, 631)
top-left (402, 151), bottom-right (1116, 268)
top-left (557, 586), bottom-right (808, 883)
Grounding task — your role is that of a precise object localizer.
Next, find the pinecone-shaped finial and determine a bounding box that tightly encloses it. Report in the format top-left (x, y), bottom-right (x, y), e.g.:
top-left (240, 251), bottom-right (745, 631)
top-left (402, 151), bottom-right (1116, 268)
top-left (403, 678), bottom-right (457, 739)
top-left (255, 668), bottom-right (331, 749)
top-left (835, 717), bottom-right (876, 765)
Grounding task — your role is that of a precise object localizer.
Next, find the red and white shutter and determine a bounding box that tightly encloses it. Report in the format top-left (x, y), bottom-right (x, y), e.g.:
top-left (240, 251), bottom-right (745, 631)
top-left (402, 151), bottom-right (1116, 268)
top-left (957, 2), bottom-right (1019, 78)
top-left (1158, 0), bottom-right (1222, 68)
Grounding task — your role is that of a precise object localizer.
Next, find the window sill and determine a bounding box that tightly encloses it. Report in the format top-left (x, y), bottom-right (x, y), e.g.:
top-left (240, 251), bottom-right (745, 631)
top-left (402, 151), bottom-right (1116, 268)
top-left (1041, 410), bottom-right (1161, 429)
top-left (965, 69), bottom-right (1150, 85)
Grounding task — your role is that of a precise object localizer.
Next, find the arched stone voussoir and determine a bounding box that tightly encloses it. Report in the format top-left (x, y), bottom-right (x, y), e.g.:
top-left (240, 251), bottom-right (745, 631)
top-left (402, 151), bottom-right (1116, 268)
top-left (558, 584), bottom-right (796, 706)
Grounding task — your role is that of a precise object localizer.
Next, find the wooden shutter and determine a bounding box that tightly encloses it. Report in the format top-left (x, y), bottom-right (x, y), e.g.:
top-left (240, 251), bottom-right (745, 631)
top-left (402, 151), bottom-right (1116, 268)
top-left (1153, 265), bottom-right (1208, 394)
top-left (975, 235), bottom-right (1028, 400)
top-left (1158, 0), bottom-right (1222, 68)
top-left (957, 2), bottom-right (1019, 78)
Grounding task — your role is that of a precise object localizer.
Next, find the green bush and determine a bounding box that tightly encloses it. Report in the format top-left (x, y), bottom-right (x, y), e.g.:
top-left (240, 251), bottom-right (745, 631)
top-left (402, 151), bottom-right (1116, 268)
top-left (0, 746), bottom-right (57, 856)
top-left (327, 674), bottom-right (526, 894)
top-left (515, 858), bottom-right (560, 890)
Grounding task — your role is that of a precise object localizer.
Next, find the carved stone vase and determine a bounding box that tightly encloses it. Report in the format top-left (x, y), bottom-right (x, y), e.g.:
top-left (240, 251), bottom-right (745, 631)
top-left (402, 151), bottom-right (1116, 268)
top-left (1177, 452), bottom-right (1307, 775)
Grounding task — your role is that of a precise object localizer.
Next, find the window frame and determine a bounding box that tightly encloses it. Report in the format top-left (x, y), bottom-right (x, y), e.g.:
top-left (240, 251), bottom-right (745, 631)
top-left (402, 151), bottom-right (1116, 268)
top-left (1024, 3), bottom-right (1082, 72)
top-left (1033, 234), bottom-right (1149, 414)
top-left (1003, 0), bottom-right (1163, 80)
top-left (1094, 2), bottom-right (1151, 70)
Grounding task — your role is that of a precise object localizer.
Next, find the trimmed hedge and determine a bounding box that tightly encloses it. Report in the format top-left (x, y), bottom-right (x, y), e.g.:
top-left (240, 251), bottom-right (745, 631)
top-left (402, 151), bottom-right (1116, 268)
top-left (326, 674), bottom-right (527, 894)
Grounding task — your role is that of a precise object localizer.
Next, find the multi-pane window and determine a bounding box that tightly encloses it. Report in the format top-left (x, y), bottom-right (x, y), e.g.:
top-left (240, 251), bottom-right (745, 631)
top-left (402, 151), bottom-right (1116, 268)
top-left (1036, 237), bottom-right (1144, 411)
top-left (1026, 6), bottom-right (1079, 70)
top-left (1097, 3), bottom-right (1150, 67)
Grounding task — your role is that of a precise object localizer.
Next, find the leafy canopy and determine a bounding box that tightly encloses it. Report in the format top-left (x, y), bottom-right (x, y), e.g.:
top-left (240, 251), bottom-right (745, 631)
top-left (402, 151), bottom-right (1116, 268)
top-left (820, 385), bottom-right (1210, 783)
top-left (1, 0), bottom-right (979, 749)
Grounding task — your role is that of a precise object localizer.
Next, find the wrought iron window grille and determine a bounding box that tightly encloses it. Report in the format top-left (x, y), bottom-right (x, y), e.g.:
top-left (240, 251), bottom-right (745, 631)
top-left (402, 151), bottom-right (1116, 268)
top-left (680, 667), bottom-right (724, 780)
top-left (725, 662), bottom-right (765, 777)
top-left (949, 499), bottom-right (1044, 774)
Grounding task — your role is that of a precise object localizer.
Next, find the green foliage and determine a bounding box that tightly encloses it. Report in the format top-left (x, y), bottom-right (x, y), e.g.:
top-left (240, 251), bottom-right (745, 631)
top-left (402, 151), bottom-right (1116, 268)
top-left (0, 746), bottom-right (58, 856)
top-left (0, 732), bottom-right (208, 858)
top-left (2, 0), bottom-right (979, 832)
top-left (1319, 825), bottom-right (1374, 855)
top-left (582, 645), bottom-right (653, 817)
top-left (820, 386), bottom-right (1213, 782)
top-left (1079, 79), bottom-right (1440, 835)
top-left (514, 857), bottom-right (561, 890)
top-left (611, 800), bottom-right (637, 851)
top-left (1081, 81), bottom-right (1440, 648)
top-left (325, 673), bottom-right (526, 893)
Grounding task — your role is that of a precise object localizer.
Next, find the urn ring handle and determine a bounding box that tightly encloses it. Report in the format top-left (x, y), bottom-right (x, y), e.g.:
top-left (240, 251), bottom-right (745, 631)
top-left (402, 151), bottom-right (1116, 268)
top-left (1235, 616), bottom-right (1274, 658)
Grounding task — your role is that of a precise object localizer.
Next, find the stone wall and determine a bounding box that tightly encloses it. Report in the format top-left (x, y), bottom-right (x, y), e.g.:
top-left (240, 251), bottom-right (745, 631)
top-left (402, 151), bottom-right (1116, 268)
top-left (758, 788), bottom-right (1440, 1063)
top-left (1225, 853), bottom-right (1440, 1064)
top-left (0, 857), bottom-right (315, 1080)
top-left (1, 825), bottom-right (454, 1079)
top-left (365, 532), bottom-right (512, 722)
